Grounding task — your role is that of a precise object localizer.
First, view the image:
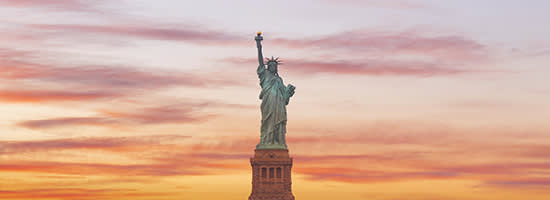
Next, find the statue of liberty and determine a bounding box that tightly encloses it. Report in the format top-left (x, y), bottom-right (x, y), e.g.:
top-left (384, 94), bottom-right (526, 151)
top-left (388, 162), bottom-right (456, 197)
top-left (255, 32), bottom-right (296, 149)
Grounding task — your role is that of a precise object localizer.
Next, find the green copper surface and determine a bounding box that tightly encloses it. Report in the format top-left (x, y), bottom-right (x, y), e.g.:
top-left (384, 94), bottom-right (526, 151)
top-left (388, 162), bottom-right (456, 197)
top-left (254, 33), bottom-right (295, 150)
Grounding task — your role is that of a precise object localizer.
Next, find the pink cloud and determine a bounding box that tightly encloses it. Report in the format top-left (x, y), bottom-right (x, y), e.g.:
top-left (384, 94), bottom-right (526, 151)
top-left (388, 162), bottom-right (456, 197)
top-left (0, 0), bottom-right (108, 12)
top-left (0, 48), bottom-right (242, 88)
top-left (0, 63), bottom-right (230, 89)
top-left (0, 90), bottom-right (119, 103)
top-left (270, 29), bottom-right (487, 61)
top-left (22, 22), bottom-right (486, 64)
top-left (324, 0), bottom-right (428, 9)
top-left (0, 49), bottom-right (244, 106)
top-left (286, 59), bottom-right (468, 76)
top-left (29, 23), bottom-right (246, 44)
top-left (98, 103), bottom-right (216, 125)
top-left (224, 57), bottom-right (470, 76)
top-left (16, 103), bottom-right (216, 129)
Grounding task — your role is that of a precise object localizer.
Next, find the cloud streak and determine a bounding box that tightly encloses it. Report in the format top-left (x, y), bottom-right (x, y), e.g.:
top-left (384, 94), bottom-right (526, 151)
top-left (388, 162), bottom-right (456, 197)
top-left (0, 135), bottom-right (246, 178)
top-left (2, 127), bottom-right (550, 188)
top-left (0, 135), bottom-right (191, 155)
top-left (1, 63), bottom-right (233, 89)
top-left (0, 90), bottom-right (119, 103)
top-left (271, 29), bottom-right (487, 61)
top-left (0, 48), bottom-right (244, 105)
top-left (16, 103), bottom-right (215, 129)
top-left (486, 178), bottom-right (550, 188)
top-left (29, 23), bottom-right (246, 44)
top-left (324, 0), bottom-right (428, 9)
top-left (286, 59), bottom-right (468, 76)
top-left (0, 188), bottom-right (171, 200)
top-left (22, 22), bottom-right (486, 63)
top-left (225, 57), bottom-right (470, 76)
top-left (295, 167), bottom-right (458, 183)
top-left (0, 0), bottom-right (108, 12)
top-left (98, 103), bottom-right (215, 125)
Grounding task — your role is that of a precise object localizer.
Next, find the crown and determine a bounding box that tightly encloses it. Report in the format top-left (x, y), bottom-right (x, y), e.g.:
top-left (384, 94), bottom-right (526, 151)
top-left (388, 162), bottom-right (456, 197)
top-left (265, 56), bottom-right (282, 65)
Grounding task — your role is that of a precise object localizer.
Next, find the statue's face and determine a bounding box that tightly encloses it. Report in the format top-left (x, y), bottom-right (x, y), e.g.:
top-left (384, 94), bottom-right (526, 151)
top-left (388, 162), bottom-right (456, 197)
top-left (267, 63), bottom-right (278, 73)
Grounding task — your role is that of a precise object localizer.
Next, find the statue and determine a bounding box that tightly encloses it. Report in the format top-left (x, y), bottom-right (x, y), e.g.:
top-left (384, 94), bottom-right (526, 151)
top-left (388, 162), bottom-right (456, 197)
top-left (255, 32), bottom-right (296, 149)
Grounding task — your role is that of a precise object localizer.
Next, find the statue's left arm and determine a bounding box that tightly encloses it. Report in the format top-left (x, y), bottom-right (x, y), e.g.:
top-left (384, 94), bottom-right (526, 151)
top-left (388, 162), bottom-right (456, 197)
top-left (284, 84), bottom-right (296, 105)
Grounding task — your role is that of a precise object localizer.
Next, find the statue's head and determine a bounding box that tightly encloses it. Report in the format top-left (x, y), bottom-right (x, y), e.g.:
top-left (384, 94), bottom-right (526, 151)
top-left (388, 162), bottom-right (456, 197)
top-left (266, 56), bottom-right (281, 74)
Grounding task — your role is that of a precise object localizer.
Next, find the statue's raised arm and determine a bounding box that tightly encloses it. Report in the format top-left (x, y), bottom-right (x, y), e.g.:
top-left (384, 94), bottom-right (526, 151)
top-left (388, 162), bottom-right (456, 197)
top-left (255, 32), bottom-right (265, 75)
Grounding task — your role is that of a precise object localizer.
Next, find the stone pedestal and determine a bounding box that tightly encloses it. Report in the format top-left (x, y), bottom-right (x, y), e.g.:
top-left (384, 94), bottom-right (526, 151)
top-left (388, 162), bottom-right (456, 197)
top-left (248, 149), bottom-right (295, 200)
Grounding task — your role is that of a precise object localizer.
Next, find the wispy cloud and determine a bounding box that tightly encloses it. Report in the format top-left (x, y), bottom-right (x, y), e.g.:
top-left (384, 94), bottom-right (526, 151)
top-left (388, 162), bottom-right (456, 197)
top-left (0, 134), bottom-right (245, 178)
top-left (0, 188), bottom-right (171, 200)
top-left (28, 23), bottom-right (246, 44)
top-left (17, 103), bottom-right (216, 129)
top-left (270, 29), bottom-right (487, 61)
top-left (98, 103), bottom-right (216, 125)
top-left (226, 57), bottom-right (469, 76)
top-left (2, 126), bottom-right (550, 188)
top-left (16, 117), bottom-right (118, 129)
top-left (0, 160), bottom-right (204, 176)
top-left (295, 167), bottom-right (457, 183)
top-left (0, 63), bottom-right (233, 89)
top-left (0, 0), bottom-right (109, 12)
top-left (0, 48), bottom-right (243, 105)
top-left (0, 135), bottom-right (190, 155)
top-left (486, 178), bottom-right (550, 188)
top-left (223, 28), bottom-right (488, 77)
top-left (324, 0), bottom-right (428, 9)
top-left (0, 89), bottom-right (120, 103)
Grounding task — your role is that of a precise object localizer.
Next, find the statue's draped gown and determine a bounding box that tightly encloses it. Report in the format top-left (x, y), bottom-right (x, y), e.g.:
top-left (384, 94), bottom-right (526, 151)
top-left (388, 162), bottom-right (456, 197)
top-left (257, 65), bottom-right (292, 148)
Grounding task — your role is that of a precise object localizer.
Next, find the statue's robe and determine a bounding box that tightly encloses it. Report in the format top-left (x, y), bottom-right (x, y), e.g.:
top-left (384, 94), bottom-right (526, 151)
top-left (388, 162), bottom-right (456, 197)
top-left (257, 65), bottom-right (292, 149)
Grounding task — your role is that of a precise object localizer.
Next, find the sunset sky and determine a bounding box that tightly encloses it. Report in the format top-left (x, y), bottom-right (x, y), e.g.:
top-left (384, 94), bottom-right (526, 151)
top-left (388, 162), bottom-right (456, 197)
top-left (1, 0), bottom-right (550, 199)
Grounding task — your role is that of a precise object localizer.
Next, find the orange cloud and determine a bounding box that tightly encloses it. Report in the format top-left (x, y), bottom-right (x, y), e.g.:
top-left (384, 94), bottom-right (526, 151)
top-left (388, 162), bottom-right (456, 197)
top-left (0, 135), bottom-right (190, 154)
top-left (294, 167), bottom-right (457, 183)
top-left (486, 178), bottom-right (550, 188)
top-left (2, 123), bottom-right (549, 189)
top-left (17, 117), bottom-right (116, 129)
top-left (0, 188), bottom-right (172, 200)
top-left (0, 160), bottom-right (206, 176)
top-left (0, 135), bottom-right (247, 177)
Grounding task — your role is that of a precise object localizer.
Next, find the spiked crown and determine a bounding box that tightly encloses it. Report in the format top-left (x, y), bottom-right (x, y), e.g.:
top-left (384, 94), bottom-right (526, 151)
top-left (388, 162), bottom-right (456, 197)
top-left (266, 56), bottom-right (282, 65)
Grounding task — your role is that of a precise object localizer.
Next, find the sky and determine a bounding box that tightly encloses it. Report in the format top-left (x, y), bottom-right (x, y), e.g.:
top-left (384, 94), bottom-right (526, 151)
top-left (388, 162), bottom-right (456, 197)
top-left (1, 0), bottom-right (550, 199)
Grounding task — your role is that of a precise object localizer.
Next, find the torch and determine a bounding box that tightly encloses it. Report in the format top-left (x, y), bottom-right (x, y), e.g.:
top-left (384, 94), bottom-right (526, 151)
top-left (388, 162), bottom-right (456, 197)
top-left (255, 31), bottom-right (263, 48)
top-left (255, 31), bottom-right (264, 66)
